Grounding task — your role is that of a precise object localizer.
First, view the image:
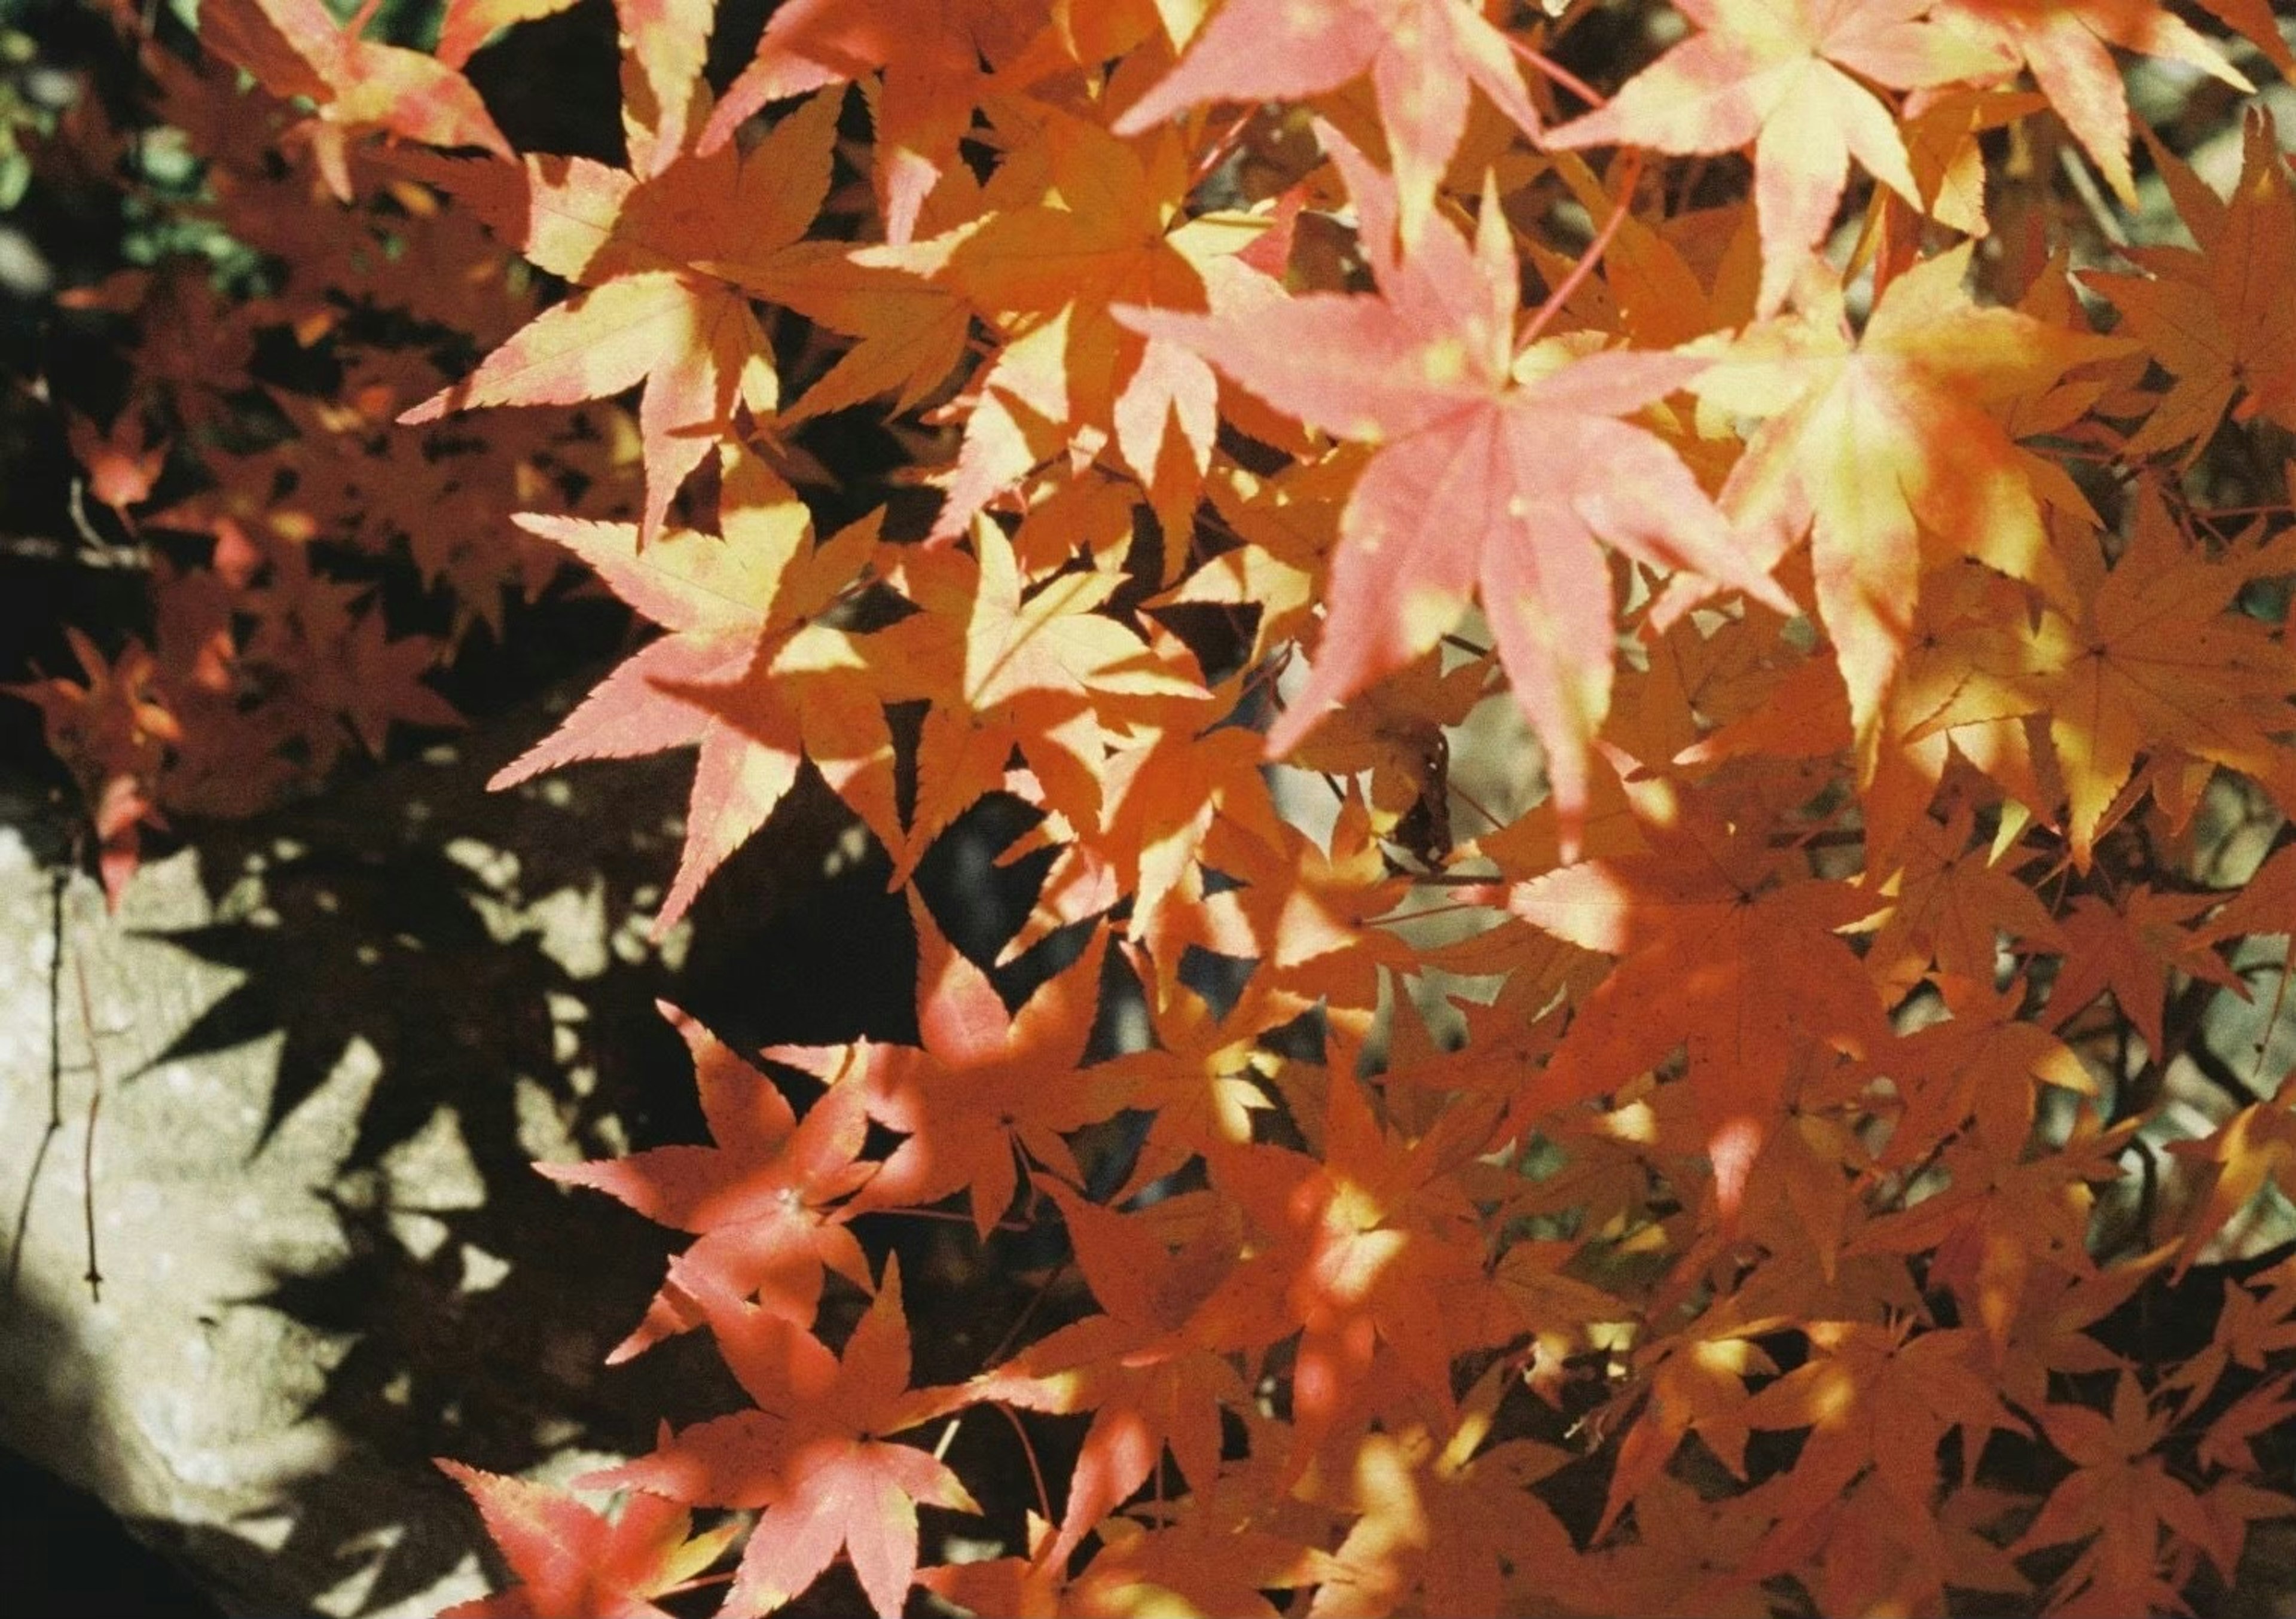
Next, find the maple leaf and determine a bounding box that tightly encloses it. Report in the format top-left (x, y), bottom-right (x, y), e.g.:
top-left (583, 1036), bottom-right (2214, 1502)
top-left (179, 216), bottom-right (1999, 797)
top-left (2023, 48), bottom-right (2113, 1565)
top-left (1687, 246), bottom-right (2122, 777)
top-left (1122, 129), bottom-right (1790, 848)
top-left (862, 109), bottom-right (1235, 555)
top-left (887, 517), bottom-right (1209, 868)
top-left (1859, 803), bottom-right (2065, 1002)
top-left (1111, 0), bottom-right (1544, 246)
top-left (1591, 1468), bottom-right (1780, 1618)
top-left (1740, 1320), bottom-right (2024, 1544)
top-left (2086, 111), bottom-right (2296, 460)
top-left (1794, 1473), bottom-right (2032, 1617)
top-left (920, 1498), bottom-right (1338, 1618)
top-left (1000, 720), bottom-right (1293, 971)
top-left (1931, 0), bottom-right (2251, 205)
top-left (2044, 884), bottom-right (2243, 1057)
top-left (5, 629), bottom-right (180, 906)
top-left (1068, 1504), bottom-right (1338, 1618)
top-left (1504, 774), bottom-right (1890, 1218)
top-left (585, 1256), bottom-right (977, 1619)
top-left (539, 1002), bottom-right (876, 1363)
top-left (700, 0), bottom-right (1044, 243)
top-left (1085, 960), bottom-right (1283, 1194)
top-left (331, 605), bottom-right (464, 758)
top-left (2015, 1374), bottom-right (2224, 1616)
top-left (977, 1181), bottom-right (1252, 1544)
top-left (64, 409), bottom-right (166, 518)
top-left (1190, 789), bottom-right (1421, 1038)
top-left (2009, 484), bottom-right (2296, 865)
top-left (1879, 976), bottom-right (2096, 1187)
top-left (1307, 1374), bottom-right (1586, 1619)
top-left (401, 84), bottom-right (842, 544)
top-left (435, 1461), bottom-right (737, 1619)
top-left (2164, 1104), bottom-right (2296, 1274)
top-left (765, 899), bottom-right (1128, 1236)
top-left (739, 239), bottom-right (975, 422)
top-left (1543, 0), bottom-right (2007, 316)
top-left (488, 451), bottom-right (897, 933)
top-left (1187, 1076), bottom-right (1507, 1462)
top-left (198, 0), bottom-right (509, 201)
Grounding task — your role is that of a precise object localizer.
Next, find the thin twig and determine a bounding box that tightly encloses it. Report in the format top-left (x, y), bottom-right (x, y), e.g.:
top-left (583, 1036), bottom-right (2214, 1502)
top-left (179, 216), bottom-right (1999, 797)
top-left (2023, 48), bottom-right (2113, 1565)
top-left (1521, 150), bottom-right (1644, 350)
top-left (5, 862), bottom-right (71, 1301)
top-left (2056, 145), bottom-right (2129, 251)
top-left (990, 1400), bottom-right (1056, 1530)
top-left (69, 924), bottom-right (108, 1303)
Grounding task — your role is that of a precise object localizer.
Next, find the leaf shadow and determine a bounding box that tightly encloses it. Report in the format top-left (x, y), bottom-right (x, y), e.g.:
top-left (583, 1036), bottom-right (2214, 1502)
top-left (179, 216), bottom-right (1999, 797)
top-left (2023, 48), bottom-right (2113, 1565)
top-left (94, 686), bottom-right (924, 1613)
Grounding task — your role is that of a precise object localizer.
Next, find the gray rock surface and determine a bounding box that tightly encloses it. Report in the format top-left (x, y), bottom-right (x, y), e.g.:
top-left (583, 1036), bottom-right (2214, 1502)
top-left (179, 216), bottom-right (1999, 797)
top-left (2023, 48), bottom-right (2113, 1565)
top-left (0, 694), bottom-right (790, 1617)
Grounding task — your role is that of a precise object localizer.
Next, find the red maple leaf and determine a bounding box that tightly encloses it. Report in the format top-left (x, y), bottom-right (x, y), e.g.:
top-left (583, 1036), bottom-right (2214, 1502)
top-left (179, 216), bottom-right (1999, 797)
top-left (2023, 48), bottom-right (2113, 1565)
top-left (582, 1257), bottom-right (976, 1619)
top-left (765, 899), bottom-right (1128, 1236)
top-left (435, 1460), bottom-right (737, 1619)
top-left (539, 1002), bottom-right (876, 1363)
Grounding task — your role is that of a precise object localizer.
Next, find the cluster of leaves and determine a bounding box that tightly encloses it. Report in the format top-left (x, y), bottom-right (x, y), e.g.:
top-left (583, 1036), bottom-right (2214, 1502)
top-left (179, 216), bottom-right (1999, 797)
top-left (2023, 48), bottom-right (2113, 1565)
top-left (10, 0), bottom-right (640, 898)
top-left (25, 0), bottom-right (2296, 1614)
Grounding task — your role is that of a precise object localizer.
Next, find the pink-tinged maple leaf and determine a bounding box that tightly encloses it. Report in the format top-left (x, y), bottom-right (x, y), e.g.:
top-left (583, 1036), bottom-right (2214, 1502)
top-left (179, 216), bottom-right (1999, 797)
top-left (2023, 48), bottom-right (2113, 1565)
top-left (199, 0), bottom-right (509, 200)
top-left (435, 1461), bottom-right (737, 1619)
top-left (1112, 0), bottom-right (1544, 246)
top-left (1119, 129), bottom-right (1790, 851)
top-left (581, 1257), bottom-right (978, 1619)
top-left (539, 1001), bottom-right (876, 1363)
top-left (488, 452), bottom-right (899, 934)
top-left (1932, 0), bottom-right (2250, 205)
top-left (1542, 0), bottom-right (2008, 316)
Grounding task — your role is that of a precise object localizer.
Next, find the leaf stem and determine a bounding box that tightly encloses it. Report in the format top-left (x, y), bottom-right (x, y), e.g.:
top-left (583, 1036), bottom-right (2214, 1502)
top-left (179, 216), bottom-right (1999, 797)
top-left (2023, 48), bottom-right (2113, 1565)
top-left (1520, 151), bottom-right (1644, 351)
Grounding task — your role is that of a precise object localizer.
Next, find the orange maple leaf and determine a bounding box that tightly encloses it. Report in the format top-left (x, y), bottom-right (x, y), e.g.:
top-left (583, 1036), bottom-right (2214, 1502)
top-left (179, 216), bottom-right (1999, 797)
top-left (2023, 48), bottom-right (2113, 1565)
top-left (1983, 484), bottom-right (2296, 866)
top-left (5, 629), bottom-right (180, 906)
top-left (1188, 1075), bottom-right (1505, 1464)
top-left (2045, 884), bottom-right (2243, 1057)
top-left (765, 900), bottom-right (1128, 1236)
top-left (977, 1180), bottom-right (1253, 1546)
top-left (2087, 111), bottom-right (2296, 459)
top-left (2015, 1374), bottom-right (2224, 1617)
top-left (1686, 246), bottom-right (2120, 777)
top-left (488, 452), bottom-right (897, 933)
top-left (402, 84), bottom-right (841, 543)
top-left (1504, 773), bottom-right (1890, 1217)
top-left (887, 517), bottom-right (1210, 869)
